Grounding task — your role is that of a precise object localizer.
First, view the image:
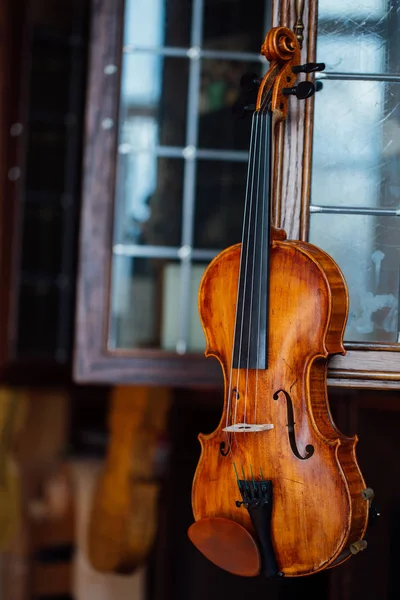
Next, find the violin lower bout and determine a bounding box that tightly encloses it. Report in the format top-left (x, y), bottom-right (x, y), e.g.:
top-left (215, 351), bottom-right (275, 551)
top-left (191, 241), bottom-right (369, 577)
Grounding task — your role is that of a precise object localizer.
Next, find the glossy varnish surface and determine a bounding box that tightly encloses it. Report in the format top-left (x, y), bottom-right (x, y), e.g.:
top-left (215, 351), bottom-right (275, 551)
top-left (191, 233), bottom-right (369, 576)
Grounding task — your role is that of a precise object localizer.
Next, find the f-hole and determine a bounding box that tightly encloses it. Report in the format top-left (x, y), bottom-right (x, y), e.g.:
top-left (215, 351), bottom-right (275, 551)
top-left (273, 389), bottom-right (314, 460)
top-left (220, 388), bottom-right (240, 457)
top-left (219, 439), bottom-right (230, 457)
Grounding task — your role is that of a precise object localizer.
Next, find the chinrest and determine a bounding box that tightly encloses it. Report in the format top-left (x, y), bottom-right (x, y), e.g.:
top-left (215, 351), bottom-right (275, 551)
top-left (188, 517), bottom-right (261, 577)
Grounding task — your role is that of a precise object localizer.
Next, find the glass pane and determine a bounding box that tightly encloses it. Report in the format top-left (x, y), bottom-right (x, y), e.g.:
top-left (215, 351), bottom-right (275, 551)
top-left (119, 54), bottom-right (189, 148)
top-left (109, 255), bottom-right (180, 350)
top-left (161, 262), bottom-right (207, 352)
top-left (318, 0), bottom-right (398, 74)
top-left (198, 59), bottom-right (265, 150)
top-left (123, 0), bottom-right (192, 48)
top-left (21, 203), bottom-right (63, 276)
top-left (17, 281), bottom-right (59, 358)
top-left (203, 0), bottom-right (269, 53)
top-left (114, 156), bottom-right (184, 245)
top-left (194, 160), bottom-right (247, 249)
top-left (311, 80), bottom-right (400, 208)
top-left (309, 214), bottom-right (399, 343)
top-left (188, 262), bottom-right (207, 352)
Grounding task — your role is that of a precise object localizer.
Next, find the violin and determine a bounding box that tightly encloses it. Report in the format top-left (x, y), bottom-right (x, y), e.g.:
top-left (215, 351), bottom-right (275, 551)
top-left (88, 386), bottom-right (171, 574)
top-left (188, 27), bottom-right (372, 579)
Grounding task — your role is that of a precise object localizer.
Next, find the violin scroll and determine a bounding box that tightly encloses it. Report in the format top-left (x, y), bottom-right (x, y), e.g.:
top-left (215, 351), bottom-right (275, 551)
top-left (257, 26), bottom-right (301, 117)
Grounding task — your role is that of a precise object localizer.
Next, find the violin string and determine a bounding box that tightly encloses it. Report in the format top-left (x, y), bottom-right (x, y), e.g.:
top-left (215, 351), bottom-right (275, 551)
top-left (244, 111), bottom-right (264, 427)
top-left (225, 112), bottom-right (256, 433)
top-left (255, 113), bottom-right (268, 424)
top-left (234, 111), bottom-right (260, 429)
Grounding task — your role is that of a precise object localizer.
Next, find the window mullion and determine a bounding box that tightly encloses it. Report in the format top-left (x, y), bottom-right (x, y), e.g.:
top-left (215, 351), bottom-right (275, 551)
top-left (177, 0), bottom-right (204, 353)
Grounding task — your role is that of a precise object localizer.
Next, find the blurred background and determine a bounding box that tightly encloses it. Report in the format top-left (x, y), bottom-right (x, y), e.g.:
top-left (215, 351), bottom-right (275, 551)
top-left (0, 0), bottom-right (399, 599)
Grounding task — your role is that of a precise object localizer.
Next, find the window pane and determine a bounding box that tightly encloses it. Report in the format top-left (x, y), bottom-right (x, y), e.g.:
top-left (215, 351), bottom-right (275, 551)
top-left (194, 160), bottom-right (247, 249)
top-left (198, 59), bottom-right (265, 150)
top-left (318, 0), bottom-right (398, 74)
top-left (114, 155), bottom-right (184, 246)
top-left (110, 256), bottom-right (180, 350)
top-left (203, 0), bottom-right (269, 53)
top-left (123, 0), bottom-right (192, 48)
top-left (161, 262), bottom-right (207, 352)
top-left (188, 262), bottom-right (207, 353)
top-left (311, 80), bottom-right (400, 208)
top-left (119, 54), bottom-right (189, 147)
top-left (309, 214), bottom-right (399, 343)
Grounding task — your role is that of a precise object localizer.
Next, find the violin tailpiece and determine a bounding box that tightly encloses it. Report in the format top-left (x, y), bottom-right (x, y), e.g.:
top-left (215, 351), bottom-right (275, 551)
top-left (236, 479), bottom-right (281, 579)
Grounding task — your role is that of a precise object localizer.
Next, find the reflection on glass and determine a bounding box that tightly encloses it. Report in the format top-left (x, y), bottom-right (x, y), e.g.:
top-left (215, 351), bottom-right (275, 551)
top-left (194, 160), bottom-right (247, 249)
top-left (161, 262), bottom-right (207, 352)
top-left (110, 256), bottom-right (174, 349)
top-left (123, 0), bottom-right (191, 48)
top-left (320, 0), bottom-right (386, 17)
top-left (198, 60), bottom-right (265, 150)
top-left (309, 214), bottom-right (399, 343)
top-left (318, 0), bottom-right (397, 74)
top-left (203, 0), bottom-right (268, 53)
top-left (110, 257), bottom-right (207, 352)
top-left (311, 80), bottom-right (400, 208)
top-left (119, 55), bottom-right (189, 149)
top-left (114, 156), bottom-right (184, 246)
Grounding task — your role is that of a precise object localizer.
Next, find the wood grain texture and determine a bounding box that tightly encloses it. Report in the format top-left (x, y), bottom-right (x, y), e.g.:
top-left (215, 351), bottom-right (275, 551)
top-left (191, 238), bottom-right (369, 577)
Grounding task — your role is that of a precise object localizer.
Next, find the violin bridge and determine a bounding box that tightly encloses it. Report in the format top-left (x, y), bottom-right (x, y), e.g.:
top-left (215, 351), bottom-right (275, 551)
top-left (222, 423), bottom-right (274, 432)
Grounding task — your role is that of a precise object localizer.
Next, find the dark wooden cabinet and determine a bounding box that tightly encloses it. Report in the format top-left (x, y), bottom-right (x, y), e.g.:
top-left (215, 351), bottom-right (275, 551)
top-left (0, 0), bottom-right (89, 383)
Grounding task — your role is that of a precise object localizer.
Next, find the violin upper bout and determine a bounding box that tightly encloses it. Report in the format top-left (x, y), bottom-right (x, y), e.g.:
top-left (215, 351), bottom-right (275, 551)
top-left (292, 240), bottom-right (349, 358)
top-left (198, 244), bottom-right (241, 363)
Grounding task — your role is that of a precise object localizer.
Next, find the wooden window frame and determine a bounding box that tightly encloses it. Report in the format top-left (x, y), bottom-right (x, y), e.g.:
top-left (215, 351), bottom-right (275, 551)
top-left (74, 0), bottom-right (222, 386)
top-left (74, 0), bottom-right (400, 388)
top-left (276, 0), bottom-right (400, 389)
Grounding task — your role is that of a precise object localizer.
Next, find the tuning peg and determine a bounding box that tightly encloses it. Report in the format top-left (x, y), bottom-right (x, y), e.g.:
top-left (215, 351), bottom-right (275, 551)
top-left (240, 72), bottom-right (262, 92)
top-left (292, 62), bottom-right (326, 74)
top-left (283, 81), bottom-right (315, 100)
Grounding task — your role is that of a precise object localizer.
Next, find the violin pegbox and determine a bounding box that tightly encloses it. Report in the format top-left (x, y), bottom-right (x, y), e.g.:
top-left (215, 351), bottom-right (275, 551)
top-left (256, 27), bottom-right (325, 119)
top-left (256, 26), bottom-right (301, 118)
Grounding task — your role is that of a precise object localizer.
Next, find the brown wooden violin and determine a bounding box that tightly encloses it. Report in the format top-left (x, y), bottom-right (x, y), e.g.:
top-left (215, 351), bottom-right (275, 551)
top-left (188, 26), bottom-right (372, 579)
top-left (88, 386), bottom-right (171, 574)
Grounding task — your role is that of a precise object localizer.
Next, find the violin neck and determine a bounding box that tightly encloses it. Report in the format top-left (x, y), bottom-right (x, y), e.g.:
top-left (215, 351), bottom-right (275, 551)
top-left (232, 111), bottom-right (272, 370)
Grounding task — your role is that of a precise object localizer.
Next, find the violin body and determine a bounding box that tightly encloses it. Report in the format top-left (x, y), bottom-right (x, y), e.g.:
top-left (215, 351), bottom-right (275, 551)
top-left (190, 229), bottom-right (369, 577)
